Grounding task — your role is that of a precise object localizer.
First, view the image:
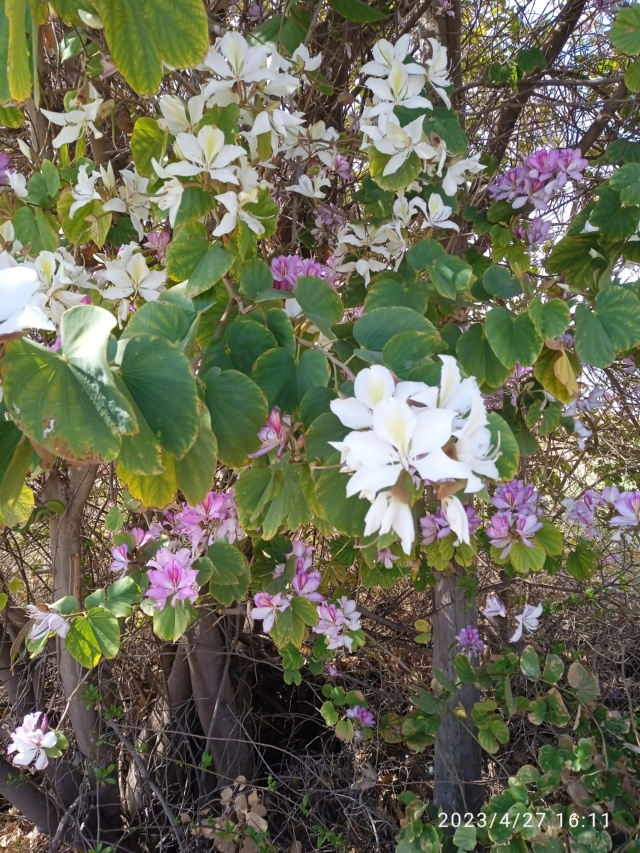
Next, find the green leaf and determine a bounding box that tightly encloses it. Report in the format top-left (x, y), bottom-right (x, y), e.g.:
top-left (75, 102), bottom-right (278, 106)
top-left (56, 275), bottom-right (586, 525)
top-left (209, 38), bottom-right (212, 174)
top-left (575, 287), bottom-right (640, 368)
top-left (0, 105), bottom-right (23, 128)
top-left (226, 319), bottom-right (278, 374)
top-left (313, 468), bottom-right (367, 537)
top-left (65, 608), bottom-right (120, 669)
top-left (478, 728), bottom-right (500, 755)
top-left (5, 0), bottom-right (31, 102)
top-left (86, 577), bottom-right (140, 618)
top-left (208, 541), bottom-right (250, 606)
top-left (94, 0), bottom-right (208, 95)
top-left (185, 244), bottom-right (235, 297)
top-left (484, 307), bottom-right (543, 369)
top-left (625, 60), bottom-right (640, 91)
top-left (166, 221), bottom-right (209, 281)
top-left (604, 138), bottom-right (640, 164)
top-left (368, 147), bottom-right (420, 191)
top-left (609, 162), bottom-right (640, 204)
top-left (402, 708), bottom-right (440, 751)
top-left (12, 206), bottom-right (59, 254)
top-left (590, 186), bottom-right (640, 241)
top-left (130, 116), bottom-right (166, 177)
top-left (174, 186), bottom-right (215, 226)
top-left (120, 293), bottom-right (198, 348)
top-left (515, 46), bottom-right (547, 73)
top-left (509, 540), bottom-right (546, 573)
top-left (320, 700), bottom-right (339, 726)
top-left (295, 275), bottom-right (344, 337)
top-left (57, 191), bottom-right (112, 248)
top-left (407, 239), bottom-right (473, 298)
top-left (297, 349), bottom-right (330, 401)
top-left (453, 825), bottom-right (477, 852)
top-left (119, 335), bottom-right (199, 458)
top-left (546, 234), bottom-right (605, 287)
top-left (238, 258), bottom-right (273, 299)
top-left (423, 108), bottom-right (468, 156)
top-left (567, 661), bottom-right (600, 703)
top-left (354, 306), bottom-right (437, 352)
top-left (482, 264), bottom-right (522, 299)
top-left (175, 406), bottom-right (217, 505)
top-left (533, 347), bottom-right (580, 403)
top-left (454, 654), bottom-right (477, 684)
top-left (204, 369), bottom-right (268, 466)
top-left (609, 5), bottom-right (640, 55)
top-left (253, 348), bottom-right (298, 412)
top-left (534, 521), bottom-right (563, 556)
top-left (152, 599), bottom-right (196, 642)
top-left (382, 332), bottom-right (438, 379)
top-left (529, 297), bottom-right (570, 339)
top-left (520, 645), bottom-right (540, 680)
top-left (117, 452), bottom-right (178, 508)
top-left (456, 323), bottom-right (512, 391)
top-left (566, 543), bottom-right (597, 581)
top-left (329, 0), bottom-right (387, 22)
top-left (365, 272), bottom-right (429, 314)
top-left (541, 654), bottom-right (564, 685)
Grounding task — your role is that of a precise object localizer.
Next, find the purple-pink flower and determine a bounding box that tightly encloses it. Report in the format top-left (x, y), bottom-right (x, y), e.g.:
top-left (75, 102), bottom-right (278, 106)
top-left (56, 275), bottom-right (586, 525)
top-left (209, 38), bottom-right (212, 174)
top-left (420, 505), bottom-right (481, 546)
top-left (456, 625), bottom-right (484, 657)
top-left (313, 597), bottom-right (361, 651)
top-left (7, 712), bottom-right (58, 771)
top-left (249, 406), bottom-right (293, 458)
top-left (345, 705), bottom-right (375, 738)
top-left (145, 547), bottom-right (199, 609)
top-left (611, 491), bottom-right (640, 528)
top-left (0, 152), bottom-right (11, 184)
top-left (250, 591), bottom-right (292, 633)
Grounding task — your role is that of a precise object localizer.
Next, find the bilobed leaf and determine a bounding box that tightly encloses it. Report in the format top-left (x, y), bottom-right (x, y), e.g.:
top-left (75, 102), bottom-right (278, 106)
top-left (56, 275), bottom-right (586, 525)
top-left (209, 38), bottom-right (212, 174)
top-left (456, 323), bottom-right (511, 391)
top-left (239, 258), bottom-right (273, 299)
top-left (609, 162), bottom-right (640, 204)
top-left (329, 0), bottom-right (388, 22)
top-left (520, 645), bottom-right (540, 680)
top-left (253, 347), bottom-right (298, 412)
top-left (534, 347), bottom-right (580, 404)
top-left (152, 599), bottom-right (196, 642)
top-left (515, 46), bottom-right (547, 74)
top-left (185, 243), bottom-right (235, 297)
top-left (166, 221), bottom-right (209, 281)
top-left (94, 0), bottom-right (208, 95)
top-left (567, 662), bottom-right (600, 703)
top-left (12, 206), bottom-right (59, 254)
top-left (487, 413), bottom-right (520, 480)
top-left (175, 406), bottom-right (217, 505)
top-left (368, 147), bottom-right (420, 191)
top-left (354, 306), bottom-right (437, 352)
top-left (119, 335), bottom-right (199, 458)
top-left (57, 191), bottom-right (112, 248)
top-left (131, 116), bottom-right (166, 176)
top-left (529, 297), bottom-right (570, 339)
top-left (590, 186), bottom-right (640, 241)
top-left (541, 654), bottom-right (564, 685)
top-left (509, 540), bottom-right (546, 573)
top-left (120, 293), bottom-right (198, 348)
top-left (546, 234), bottom-right (605, 287)
top-left (296, 349), bottom-right (330, 401)
top-left (208, 541), bottom-right (250, 606)
top-left (482, 264), bottom-right (522, 299)
top-left (382, 332), bottom-right (438, 379)
top-left (609, 5), bottom-right (640, 55)
top-left (65, 608), bottom-right (120, 669)
top-left (204, 369), bottom-right (268, 467)
top-left (575, 286), bottom-right (640, 368)
top-left (296, 275), bottom-right (344, 337)
top-left (117, 452), bottom-right (178, 508)
top-left (226, 320), bottom-right (278, 375)
top-left (407, 239), bottom-right (473, 298)
top-left (484, 307), bottom-right (543, 369)
top-left (313, 468), bottom-right (367, 537)
top-left (566, 543), bottom-right (597, 581)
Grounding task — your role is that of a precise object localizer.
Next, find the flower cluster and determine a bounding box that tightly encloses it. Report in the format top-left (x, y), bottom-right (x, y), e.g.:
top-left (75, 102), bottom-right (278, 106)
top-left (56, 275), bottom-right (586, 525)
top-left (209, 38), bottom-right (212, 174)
top-left (270, 255), bottom-right (336, 291)
top-left (330, 357), bottom-right (500, 553)
top-left (420, 504), bottom-right (481, 547)
top-left (487, 148), bottom-right (587, 212)
top-left (344, 705), bottom-right (376, 739)
top-left (482, 596), bottom-right (543, 643)
top-left (250, 541), bottom-right (362, 652)
top-left (563, 486), bottom-right (640, 539)
top-left (144, 547), bottom-right (200, 609)
top-left (173, 489), bottom-right (245, 549)
top-left (109, 527), bottom-right (154, 577)
top-left (486, 479), bottom-right (543, 558)
top-left (249, 407), bottom-right (301, 459)
top-left (7, 713), bottom-right (64, 771)
top-left (456, 625), bottom-right (484, 658)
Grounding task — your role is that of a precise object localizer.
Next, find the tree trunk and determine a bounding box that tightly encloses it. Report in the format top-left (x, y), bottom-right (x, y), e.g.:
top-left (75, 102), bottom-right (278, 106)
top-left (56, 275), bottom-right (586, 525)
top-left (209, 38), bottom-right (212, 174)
top-left (432, 567), bottom-right (483, 824)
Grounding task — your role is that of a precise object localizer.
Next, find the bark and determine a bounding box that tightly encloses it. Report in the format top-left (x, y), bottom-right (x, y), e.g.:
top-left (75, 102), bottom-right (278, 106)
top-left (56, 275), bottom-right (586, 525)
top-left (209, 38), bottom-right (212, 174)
top-left (186, 608), bottom-right (253, 788)
top-left (432, 567), bottom-right (483, 824)
top-left (0, 756), bottom-right (61, 837)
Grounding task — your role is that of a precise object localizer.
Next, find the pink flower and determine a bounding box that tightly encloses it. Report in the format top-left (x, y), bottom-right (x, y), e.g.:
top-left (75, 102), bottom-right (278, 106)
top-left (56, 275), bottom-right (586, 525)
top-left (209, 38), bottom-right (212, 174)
top-left (313, 597), bottom-right (361, 651)
top-left (109, 543), bottom-right (130, 577)
top-left (144, 230), bottom-right (171, 261)
top-left (378, 548), bottom-right (399, 569)
top-left (144, 548), bottom-right (199, 609)
top-left (250, 592), bottom-right (292, 633)
top-left (456, 625), bottom-right (484, 657)
top-left (292, 569), bottom-right (324, 602)
top-left (345, 705), bottom-right (375, 738)
top-left (611, 491), bottom-right (640, 527)
top-left (482, 596), bottom-right (507, 618)
top-left (249, 407), bottom-right (293, 458)
top-left (7, 712), bottom-right (58, 771)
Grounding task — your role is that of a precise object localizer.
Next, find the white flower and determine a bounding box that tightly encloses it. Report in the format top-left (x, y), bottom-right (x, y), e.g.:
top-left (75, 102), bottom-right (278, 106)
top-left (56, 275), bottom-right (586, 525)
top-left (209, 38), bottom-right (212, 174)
top-left (202, 32), bottom-right (296, 101)
top-left (103, 167), bottom-right (151, 239)
top-left (98, 243), bottom-right (166, 323)
top-left (69, 165), bottom-right (101, 217)
top-left (164, 125), bottom-right (245, 182)
top-left (7, 712), bottom-right (58, 771)
top-left (25, 605), bottom-right (71, 642)
top-left (330, 364), bottom-right (396, 429)
top-left (442, 154), bottom-right (485, 197)
top-left (362, 114), bottom-right (438, 176)
top-left (213, 189), bottom-right (263, 236)
top-left (510, 603), bottom-right (543, 643)
top-left (360, 35), bottom-right (425, 79)
top-left (291, 44), bottom-right (322, 72)
top-left (425, 38), bottom-right (452, 108)
top-left (364, 62), bottom-right (432, 119)
top-left (482, 596), bottom-right (507, 618)
top-left (33, 250), bottom-right (90, 323)
top-left (6, 171), bottom-right (28, 199)
top-left (41, 83), bottom-right (104, 147)
top-left (157, 93), bottom-right (206, 135)
top-left (0, 266), bottom-right (55, 336)
top-left (151, 159), bottom-right (185, 227)
top-left (422, 193), bottom-right (459, 231)
top-left (364, 491), bottom-right (416, 554)
top-left (289, 172), bottom-right (330, 199)
top-left (441, 495), bottom-right (470, 544)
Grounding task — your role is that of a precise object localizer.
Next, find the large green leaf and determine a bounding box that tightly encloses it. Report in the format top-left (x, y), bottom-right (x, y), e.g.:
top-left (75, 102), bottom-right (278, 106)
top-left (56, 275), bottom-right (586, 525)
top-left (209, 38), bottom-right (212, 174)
top-left (484, 307), bottom-right (543, 369)
top-left (295, 275), bottom-right (344, 337)
top-left (609, 5), bottom-right (640, 55)
top-left (407, 239), bottom-right (473, 298)
top-left (118, 452), bottom-right (178, 508)
top-left (546, 234), bottom-right (605, 287)
top-left (528, 297), bottom-right (570, 339)
top-left (329, 0), bottom-right (387, 22)
top-left (12, 206), bottom-right (59, 254)
top-left (313, 468), bottom-right (367, 537)
top-left (368, 148), bottom-right (420, 191)
top-left (166, 221), bottom-right (209, 281)
top-left (456, 323), bottom-right (511, 391)
top-left (482, 264), bottom-right (522, 299)
top-left (119, 335), bottom-right (199, 458)
top-left (175, 406), bottom-right (217, 505)
top-left (354, 306), bottom-right (437, 352)
top-left (120, 293), bottom-right (198, 348)
top-left (152, 599), bottom-right (196, 642)
top-left (94, 0), bottom-right (208, 95)
top-left (590, 186), bottom-right (640, 241)
top-left (5, 0), bottom-right (31, 103)
top-left (65, 608), bottom-right (120, 669)
top-left (204, 369), bottom-right (268, 466)
top-left (208, 541), bottom-right (251, 606)
top-left (487, 413), bottom-right (520, 480)
top-left (185, 243), bottom-right (235, 297)
top-left (1, 307), bottom-right (137, 462)
top-left (575, 287), bottom-right (640, 367)
top-left (382, 332), bottom-right (437, 379)
top-left (226, 319), bottom-right (278, 375)
top-left (131, 116), bottom-right (166, 176)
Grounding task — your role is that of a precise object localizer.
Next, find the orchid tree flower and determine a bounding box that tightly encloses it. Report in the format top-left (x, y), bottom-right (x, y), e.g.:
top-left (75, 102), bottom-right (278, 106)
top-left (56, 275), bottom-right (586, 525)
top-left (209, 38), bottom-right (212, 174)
top-left (41, 83), bottom-right (104, 147)
top-left (510, 603), bottom-right (543, 642)
top-left (0, 266), bottom-right (54, 337)
top-left (165, 126), bottom-right (245, 183)
top-left (361, 114), bottom-right (440, 176)
top-left (360, 35), bottom-right (425, 79)
top-left (7, 713), bottom-right (58, 771)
